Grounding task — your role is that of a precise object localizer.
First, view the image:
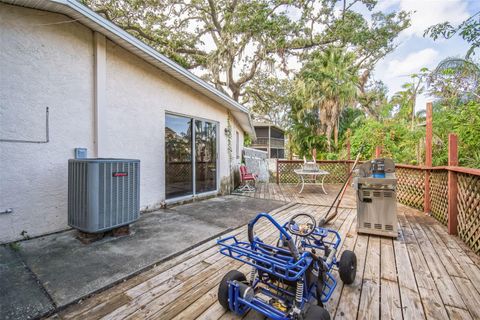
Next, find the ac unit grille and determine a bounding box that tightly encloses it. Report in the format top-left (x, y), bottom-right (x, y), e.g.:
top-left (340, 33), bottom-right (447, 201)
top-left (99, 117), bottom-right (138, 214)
top-left (385, 225), bottom-right (394, 231)
top-left (68, 159), bottom-right (140, 233)
top-left (373, 191), bottom-right (381, 197)
top-left (374, 223), bottom-right (382, 230)
top-left (68, 161), bottom-right (88, 229)
top-left (364, 222), bottom-right (371, 228)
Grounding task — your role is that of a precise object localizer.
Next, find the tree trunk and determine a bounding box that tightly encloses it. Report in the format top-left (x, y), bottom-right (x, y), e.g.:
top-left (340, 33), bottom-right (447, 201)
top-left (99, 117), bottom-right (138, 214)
top-left (334, 118), bottom-right (339, 147)
top-left (325, 124), bottom-right (333, 152)
top-left (231, 88), bottom-right (240, 101)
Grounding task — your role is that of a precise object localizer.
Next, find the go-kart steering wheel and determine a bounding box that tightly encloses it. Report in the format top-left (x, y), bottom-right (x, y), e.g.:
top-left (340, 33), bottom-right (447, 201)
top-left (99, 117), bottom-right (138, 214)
top-left (287, 213), bottom-right (316, 237)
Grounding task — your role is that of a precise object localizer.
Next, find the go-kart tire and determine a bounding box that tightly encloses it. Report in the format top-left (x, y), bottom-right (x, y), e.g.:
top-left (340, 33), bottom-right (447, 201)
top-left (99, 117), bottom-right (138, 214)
top-left (304, 305), bottom-right (330, 320)
top-left (339, 250), bottom-right (357, 285)
top-left (218, 270), bottom-right (246, 310)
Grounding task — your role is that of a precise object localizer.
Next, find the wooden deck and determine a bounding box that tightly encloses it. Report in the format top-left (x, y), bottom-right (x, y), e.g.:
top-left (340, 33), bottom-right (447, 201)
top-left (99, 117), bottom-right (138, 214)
top-left (233, 182), bottom-right (358, 208)
top-left (53, 184), bottom-right (480, 320)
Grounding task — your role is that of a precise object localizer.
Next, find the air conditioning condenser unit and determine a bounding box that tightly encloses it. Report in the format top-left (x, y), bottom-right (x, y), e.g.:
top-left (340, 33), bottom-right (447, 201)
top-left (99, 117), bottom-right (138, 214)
top-left (68, 158), bottom-right (140, 233)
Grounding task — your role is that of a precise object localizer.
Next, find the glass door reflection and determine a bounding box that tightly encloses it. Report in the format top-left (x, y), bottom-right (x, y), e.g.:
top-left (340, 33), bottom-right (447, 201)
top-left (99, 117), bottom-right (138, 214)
top-left (165, 114), bottom-right (193, 199)
top-left (195, 120), bottom-right (217, 193)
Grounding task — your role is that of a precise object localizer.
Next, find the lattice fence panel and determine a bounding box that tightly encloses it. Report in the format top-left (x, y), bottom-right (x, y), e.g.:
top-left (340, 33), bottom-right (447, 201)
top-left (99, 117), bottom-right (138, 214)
top-left (430, 170), bottom-right (448, 225)
top-left (276, 161), bottom-right (349, 184)
top-left (166, 162), bottom-right (192, 183)
top-left (317, 163), bottom-right (349, 183)
top-left (396, 167), bottom-right (425, 210)
top-left (457, 173), bottom-right (480, 254)
top-left (277, 161), bottom-right (303, 184)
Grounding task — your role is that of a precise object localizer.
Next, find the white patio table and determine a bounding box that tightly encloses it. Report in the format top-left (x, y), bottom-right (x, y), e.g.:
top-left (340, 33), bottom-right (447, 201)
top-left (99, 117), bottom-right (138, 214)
top-left (294, 168), bottom-right (330, 194)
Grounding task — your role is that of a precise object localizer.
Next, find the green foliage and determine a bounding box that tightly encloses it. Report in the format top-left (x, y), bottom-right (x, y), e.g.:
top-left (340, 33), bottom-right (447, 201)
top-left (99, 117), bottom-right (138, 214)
top-left (293, 47), bottom-right (359, 150)
top-left (357, 80), bottom-right (391, 120)
top-left (243, 133), bottom-right (252, 147)
top-left (429, 58), bottom-right (480, 105)
top-left (424, 12), bottom-right (479, 58)
top-left (246, 74), bottom-right (291, 128)
top-left (390, 69), bottom-right (429, 129)
top-left (432, 101), bottom-right (480, 167)
top-left (288, 107), bottom-right (326, 158)
top-left (82, 0), bottom-right (410, 105)
top-left (8, 242), bottom-right (22, 252)
top-left (349, 118), bottom-right (424, 164)
top-left (338, 107), bottom-right (364, 140)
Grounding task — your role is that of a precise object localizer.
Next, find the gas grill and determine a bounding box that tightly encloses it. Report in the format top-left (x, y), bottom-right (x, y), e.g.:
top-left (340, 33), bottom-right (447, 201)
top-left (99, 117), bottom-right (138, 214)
top-left (353, 158), bottom-right (398, 238)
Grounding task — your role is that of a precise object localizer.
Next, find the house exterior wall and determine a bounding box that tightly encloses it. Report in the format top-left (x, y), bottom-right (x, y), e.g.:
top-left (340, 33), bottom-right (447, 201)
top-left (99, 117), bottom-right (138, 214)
top-left (103, 40), bottom-right (244, 208)
top-left (0, 4), bottom-right (244, 243)
top-left (0, 4), bottom-right (95, 243)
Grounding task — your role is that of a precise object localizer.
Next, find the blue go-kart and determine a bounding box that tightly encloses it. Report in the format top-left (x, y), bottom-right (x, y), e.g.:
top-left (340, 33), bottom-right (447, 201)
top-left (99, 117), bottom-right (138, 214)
top-left (217, 212), bottom-right (357, 320)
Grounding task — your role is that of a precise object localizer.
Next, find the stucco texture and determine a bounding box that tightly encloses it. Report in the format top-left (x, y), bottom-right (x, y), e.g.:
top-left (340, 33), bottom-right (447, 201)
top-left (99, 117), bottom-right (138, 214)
top-left (0, 4), bottom-right (245, 243)
top-left (0, 4), bottom-right (95, 243)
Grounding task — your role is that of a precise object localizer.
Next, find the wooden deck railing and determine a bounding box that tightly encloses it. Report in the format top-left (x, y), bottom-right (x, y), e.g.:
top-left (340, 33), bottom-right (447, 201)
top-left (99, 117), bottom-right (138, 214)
top-left (397, 164), bottom-right (480, 254)
top-left (274, 159), bottom-right (479, 254)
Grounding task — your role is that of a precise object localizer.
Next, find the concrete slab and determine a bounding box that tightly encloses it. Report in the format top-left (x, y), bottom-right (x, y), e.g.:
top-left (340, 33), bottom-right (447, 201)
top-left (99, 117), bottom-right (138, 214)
top-left (172, 195), bottom-right (284, 229)
top-left (13, 195), bottom-right (284, 314)
top-left (0, 246), bottom-right (54, 320)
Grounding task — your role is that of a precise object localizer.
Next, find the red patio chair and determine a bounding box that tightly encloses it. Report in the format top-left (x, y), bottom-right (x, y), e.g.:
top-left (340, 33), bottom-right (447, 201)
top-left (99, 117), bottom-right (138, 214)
top-left (238, 165), bottom-right (257, 192)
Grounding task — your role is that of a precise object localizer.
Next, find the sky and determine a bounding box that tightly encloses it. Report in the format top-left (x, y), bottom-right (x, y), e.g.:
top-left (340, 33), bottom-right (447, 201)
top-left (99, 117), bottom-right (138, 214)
top-left (368, 0), bottom-right (480, 111)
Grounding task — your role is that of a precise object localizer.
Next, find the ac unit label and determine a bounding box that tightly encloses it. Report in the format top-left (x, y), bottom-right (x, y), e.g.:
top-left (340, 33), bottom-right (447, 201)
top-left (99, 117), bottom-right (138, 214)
top-left (113, 172), bottom-right (128, 177)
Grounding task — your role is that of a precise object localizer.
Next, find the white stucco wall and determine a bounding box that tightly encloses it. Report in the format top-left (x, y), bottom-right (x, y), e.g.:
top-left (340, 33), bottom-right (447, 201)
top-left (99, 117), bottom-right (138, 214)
top-left (0, 4), bottom-right (246, 243)
top-left (0, 4), bottom-right (95, 243)
top-left (104, 40), bottom-right (243, 209)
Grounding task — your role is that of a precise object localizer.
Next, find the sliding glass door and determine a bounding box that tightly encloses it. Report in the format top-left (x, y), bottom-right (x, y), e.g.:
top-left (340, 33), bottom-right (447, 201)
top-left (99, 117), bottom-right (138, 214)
top-left (165, 114), bottom-right (193, 199)
top-left (165, 114), bottom-right (218, 200)
top-left (195, 120), bottom-right (217, 193)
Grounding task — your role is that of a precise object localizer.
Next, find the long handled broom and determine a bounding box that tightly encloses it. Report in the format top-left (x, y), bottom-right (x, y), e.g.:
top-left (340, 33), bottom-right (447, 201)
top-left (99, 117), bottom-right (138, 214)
top-left (318, 146), bottom-right (364, 227)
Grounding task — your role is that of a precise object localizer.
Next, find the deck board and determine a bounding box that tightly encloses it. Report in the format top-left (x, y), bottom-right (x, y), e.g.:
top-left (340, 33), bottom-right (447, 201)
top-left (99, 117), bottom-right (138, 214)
top-left (54, 183), bottom-right (479, 320)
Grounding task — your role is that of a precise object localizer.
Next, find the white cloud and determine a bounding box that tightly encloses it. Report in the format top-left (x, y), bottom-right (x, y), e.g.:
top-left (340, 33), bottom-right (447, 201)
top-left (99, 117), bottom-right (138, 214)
top-left (388, 0), bottom-right (470, 38)
top-left (387, 48), bottom-right (440, 76)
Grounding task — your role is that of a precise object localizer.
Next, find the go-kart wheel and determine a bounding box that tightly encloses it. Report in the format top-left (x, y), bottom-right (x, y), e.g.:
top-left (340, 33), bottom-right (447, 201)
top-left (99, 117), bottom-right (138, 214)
top-left (304, 305), bottom-right (330, 320)
top-left (218, 270), bottom-right (246, 310)
top-left (339, 250), bottom-right (357, 285)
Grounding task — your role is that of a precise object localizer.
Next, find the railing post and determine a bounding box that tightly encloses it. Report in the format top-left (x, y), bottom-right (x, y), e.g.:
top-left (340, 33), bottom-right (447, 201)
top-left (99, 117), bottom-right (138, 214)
top-left (447, 133), bottom-right (459, 235)
top-left (375, 146), bottom-right (381, 158)
top-left (424, 102), bottom-right (433, 215)
top-left (276, 159), bottom-right (280, 185)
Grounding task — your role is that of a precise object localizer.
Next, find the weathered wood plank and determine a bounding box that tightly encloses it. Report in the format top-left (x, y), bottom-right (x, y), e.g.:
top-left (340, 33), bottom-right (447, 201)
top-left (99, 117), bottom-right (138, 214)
top-left (451, 276), bottom-right (480, 319)
top-left (445, 306), bottom-right (473, 320)
top-left (334, 234), bottom-right (369, 320)
top-left (173, 205), bottom-right (345, 320)
top-left (413, 214), bottom-right (467, 279)
top-left (397, 211), bottom-right (448, 320)
top-left (55, 186), bottom-right (480, 320)
top-left (357, 236), bottom-right (380, 320)
top-left (403, 208), bottom-right (466, 310)
top-left (380, 238), bottom-right (402, 320)
top-left (394, 211), bottom-right (426, 320)
top-left (325, 213), bottom-right (357, 317)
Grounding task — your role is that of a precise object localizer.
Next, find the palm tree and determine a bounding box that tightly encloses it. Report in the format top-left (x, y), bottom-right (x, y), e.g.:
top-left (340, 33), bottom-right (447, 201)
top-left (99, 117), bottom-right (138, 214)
top-left (391, 70), bottom-right (427, 130)
top-left (294, 47), bottom-right (358, 151)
